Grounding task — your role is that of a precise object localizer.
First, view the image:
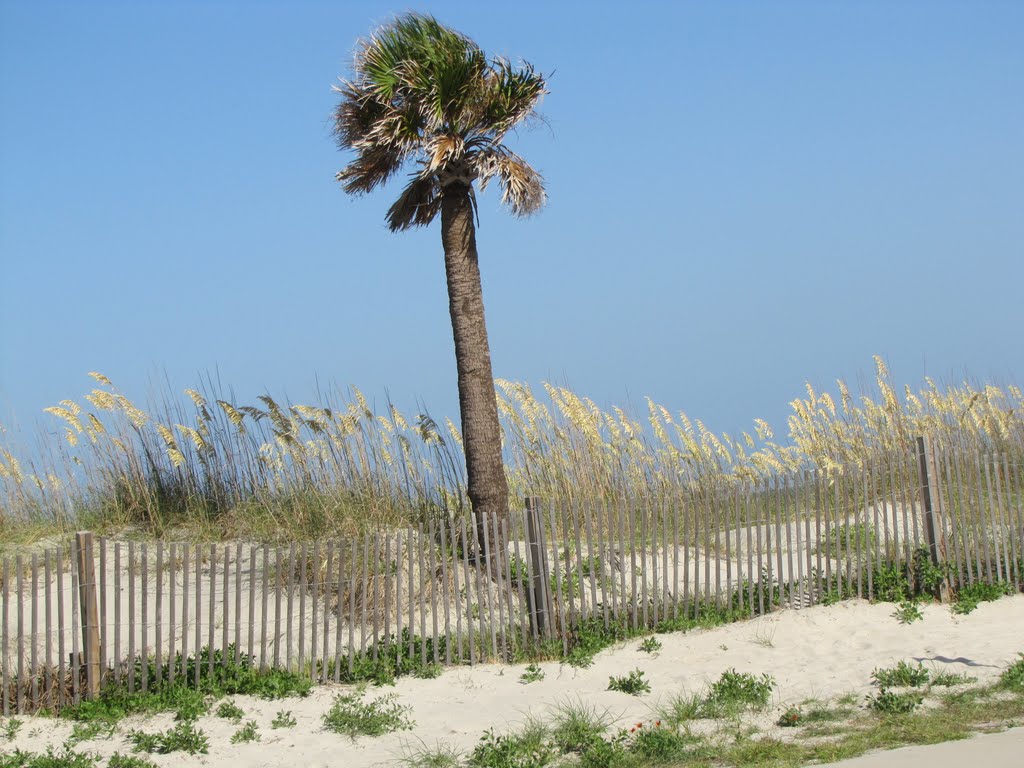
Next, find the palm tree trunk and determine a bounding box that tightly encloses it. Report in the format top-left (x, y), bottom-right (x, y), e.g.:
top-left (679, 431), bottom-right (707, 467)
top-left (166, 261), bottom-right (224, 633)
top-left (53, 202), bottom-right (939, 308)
top-left (440, 180), bottom-right (509, 569)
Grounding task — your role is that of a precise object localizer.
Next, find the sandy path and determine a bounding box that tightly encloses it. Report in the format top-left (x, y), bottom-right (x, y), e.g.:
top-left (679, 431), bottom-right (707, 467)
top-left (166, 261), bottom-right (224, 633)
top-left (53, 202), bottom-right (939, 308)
top-left (1, 595), bottom-right (1022, 767)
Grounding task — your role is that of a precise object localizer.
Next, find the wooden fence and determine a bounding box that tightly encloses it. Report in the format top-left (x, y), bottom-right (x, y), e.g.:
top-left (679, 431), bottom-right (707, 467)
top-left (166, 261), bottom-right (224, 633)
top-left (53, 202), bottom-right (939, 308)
top-left (2, 439), bottom-right (1023, 715)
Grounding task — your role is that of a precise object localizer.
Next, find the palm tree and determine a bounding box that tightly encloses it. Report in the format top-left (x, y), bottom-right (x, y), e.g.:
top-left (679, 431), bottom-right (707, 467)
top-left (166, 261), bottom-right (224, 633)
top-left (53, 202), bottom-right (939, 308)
top-left (333, 13), bottom-right (547, 558)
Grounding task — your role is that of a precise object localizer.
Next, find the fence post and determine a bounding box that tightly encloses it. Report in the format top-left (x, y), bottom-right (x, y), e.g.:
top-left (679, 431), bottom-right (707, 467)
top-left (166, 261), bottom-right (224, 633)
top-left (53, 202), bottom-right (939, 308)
top-left (524, 497), bottom-right (551, 637)
top-left (75, 531), bottom-right (102, 698)
top-left (915, 437), bottom-right (950, 602)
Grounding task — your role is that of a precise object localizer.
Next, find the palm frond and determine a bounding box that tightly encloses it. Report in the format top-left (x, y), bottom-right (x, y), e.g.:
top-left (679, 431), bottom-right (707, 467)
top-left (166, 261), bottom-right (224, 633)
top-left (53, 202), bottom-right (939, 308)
top-left (475, 146), bottom-right (546, 217)
top-left (386, 174), bottom-right (442, 231)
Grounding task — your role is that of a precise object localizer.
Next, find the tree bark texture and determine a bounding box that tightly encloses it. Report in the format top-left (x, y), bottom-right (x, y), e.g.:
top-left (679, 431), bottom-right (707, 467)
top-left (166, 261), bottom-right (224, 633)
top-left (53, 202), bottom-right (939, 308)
top-left (440, 181), bottom-right (510, 566)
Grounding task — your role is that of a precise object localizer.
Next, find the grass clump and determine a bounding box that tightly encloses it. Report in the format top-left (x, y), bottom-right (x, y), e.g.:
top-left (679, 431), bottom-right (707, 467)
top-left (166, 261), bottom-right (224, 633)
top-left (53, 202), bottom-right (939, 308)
top-left (322, 687), bottom-right (414, 739)
top-left (230, 720), bottom-right (260, 744)
top-left (126, 721), bottom-right (209, 755)
top-left (778, 706), bottom-right (802, 727)
top-left (871, 661), bottom-right (930, 688)
top-left (930, 670), bottom-right (976, 687)
top-left (548, 701), bottom-right (613, 755)
top-left (66, 721), bottom-right (115, 745)
top-left (998, 653), bottom-right (1024, 691)
top-left (705, 669), bottom-right (775, 714)
top-left (607, 669), bottom-right (651, 696)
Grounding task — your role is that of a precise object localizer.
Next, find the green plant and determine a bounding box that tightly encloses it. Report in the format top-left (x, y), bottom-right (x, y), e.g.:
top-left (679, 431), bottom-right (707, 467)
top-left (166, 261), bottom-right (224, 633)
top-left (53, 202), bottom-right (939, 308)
top-left (639, 637), bottom-right (662, 654)
top-left (0, 745), bottom-right (99, 768)
top-left (108, 754), bottom-right (158, 768)
top-left (607, 668), bottom-right (651, 696)
top-left (322, 688), bottom-right (414, 739)
top-left (706, 669), bottom-right (775, 713)
top-left (998, 653), bottom-right (1024, 690)
top-left (627, 721), bottom-right (694, 760)
top-left (2, 719), bottom-right (23, 741)
top-left (215, 700), bottom-right (245, 721)
top-left (778, 706), bottom-right (802, 727)
top-left (930, 670), bottom-right (976, 687)
top-left (866, 688), bottom-right (923, 714)
top-left (549, 701), bottom-right (612, 755)
top-left (66, 721), bottom-right (115, 745)
top-left (127, 722), bottom-right (209, 755)
top-left (893, 600), bottom-right (923, 624)
top-left (871, 661), bottom-right (930, 688)
top-left (467, 726), bottom-right (555, 768)
top-left (271, 710), bottom-right (297, 729)
top-left (519, 663), bottom-right (545, 684)
top-left (230, 720), bottom-right (260, 744)
top-left (952, 581), bottom-right (1015, 615)
top-left (820, 522), bottom-right (875, 560)
top-left (414, 663), bottom-right (443, 680)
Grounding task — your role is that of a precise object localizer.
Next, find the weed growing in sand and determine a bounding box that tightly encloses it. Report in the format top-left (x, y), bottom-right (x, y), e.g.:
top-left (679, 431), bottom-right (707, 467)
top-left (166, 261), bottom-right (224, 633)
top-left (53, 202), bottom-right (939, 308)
top-left (549, 700), bottom-right (614, 755)
top-left (929, 670), bottom-right (976, 687)
top-left (607, 669), bottom-right (651, 696)
top-left (706, 669), bottom-right (775, 713)
top-left (2, 719), bottom-right (23, 740)
top-left (468, 725), bottom-right (555, 768)
top-left (108, 754), bottom-right (159, 768)
top-left (866, 688), bottom-right (923, 714)
top-left (399, 741), bottom-right (464, 768)
top-left (519, 663), bottom-right (545, 684)
top-left (271, 710), bottom-right (296, 729)
top-left (215, 700), bottom-right (244, 721)
top-left (127, 722), bottom-right (209, 755)
top-left (998, 653), bottom-right (1024, 691)
top-left (66, 721), bottom-right (115, 745)
top-left (871, 661), bottom-right (930, 688)
top-left (639, 637), bottom-right (662, 654)
top-left (778, 706), bottom-right (802, 727)
top-left (893, 600), bottom-right (923, 624)
top-left (230, 720), bottom-right (260, 744)
top-left (0, 745), bottom-right (98, 768)
top-left (322, 688), bottom-right (414, 739)
top-left (952, 582), bottom-right (1015, 615)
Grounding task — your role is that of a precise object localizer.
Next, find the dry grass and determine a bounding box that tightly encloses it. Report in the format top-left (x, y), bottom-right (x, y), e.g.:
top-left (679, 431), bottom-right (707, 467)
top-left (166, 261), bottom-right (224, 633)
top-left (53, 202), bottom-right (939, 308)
top-left (0, 358), bottom-right (1021, 542)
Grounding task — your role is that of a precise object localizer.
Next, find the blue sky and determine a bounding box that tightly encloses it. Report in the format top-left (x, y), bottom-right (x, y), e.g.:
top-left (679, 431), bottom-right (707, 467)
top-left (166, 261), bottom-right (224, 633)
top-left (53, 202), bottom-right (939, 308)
top-left (1, 0), bottom-right (1022, 446)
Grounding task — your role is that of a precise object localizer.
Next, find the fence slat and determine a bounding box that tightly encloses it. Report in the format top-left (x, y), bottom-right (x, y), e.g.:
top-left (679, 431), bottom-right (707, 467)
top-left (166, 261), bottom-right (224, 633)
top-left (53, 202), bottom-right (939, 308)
top-left (140, 543), bottom-right (148, 694)
top-left (459, 516), bottom-right (476, 665)
top-left (194, 543), bottom-right (202, 687)
top-left (98, 539), bottom-right (107, 677)
top-left (370, 535), bottom-right (379, 661)
top-left (223, 545), bottom-right (230, 670)
top-left (207, 545), bottom-right (216, 679)
top-left (168, 543), bottom-right (176, 688)
top-left (234, 543), bottom-right (243, 668)
top-left (2, 557), bottom-right (8, 716)
top-left (427, 521), bottom-right (440, 664)
top-left (286, 543), bottom-right (295, 671)
top-left (322, 541), bottom-right (331, 684)
top-left (180, 544), bottom-right (189, 683)
top-left (348, 538), bottom-right (357, 676)
top-left (156, 542), bottom-right (164, 689)
top-left (439, 519), bottom-right (453, 665)
top-left (44, 551), bottom-right (52, 709)
top-left (334, 539), bottom-right (344, 683)
top-left (127, 542), bottom-right (135, 693)
top-left (299, 543), bottom-right (307, 671)
top-left (70, 547), bottom-right (79, 707)
top-left (382, 535), bottom-right (390, 665)
top-left (57, 550), bottom-right (66, 711)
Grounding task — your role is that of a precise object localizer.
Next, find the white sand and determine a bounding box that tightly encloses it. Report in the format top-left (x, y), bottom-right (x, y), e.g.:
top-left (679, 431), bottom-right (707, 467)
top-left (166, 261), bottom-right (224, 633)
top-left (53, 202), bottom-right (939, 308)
top-left (1, 595), bottom-right (1022, 767)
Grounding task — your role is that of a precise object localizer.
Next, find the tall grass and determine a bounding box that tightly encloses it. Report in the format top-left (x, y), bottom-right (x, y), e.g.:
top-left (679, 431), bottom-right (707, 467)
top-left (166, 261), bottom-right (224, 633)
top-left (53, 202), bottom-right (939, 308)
top-left (0, 357), bottom-right (1021, 541)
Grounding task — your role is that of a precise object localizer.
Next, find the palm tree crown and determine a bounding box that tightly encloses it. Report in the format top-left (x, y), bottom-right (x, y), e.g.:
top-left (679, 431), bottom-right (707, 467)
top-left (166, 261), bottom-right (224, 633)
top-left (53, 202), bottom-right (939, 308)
top-left (333, 13), bottom-right (548, 230)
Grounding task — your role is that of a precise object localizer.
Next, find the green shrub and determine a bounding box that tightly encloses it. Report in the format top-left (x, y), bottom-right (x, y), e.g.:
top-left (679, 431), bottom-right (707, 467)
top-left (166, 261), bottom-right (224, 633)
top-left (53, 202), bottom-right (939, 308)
top-left (893, 600), bottom-right (922, 624)
top-left (215, 700), bottom-right (245, 721)
top-left (230, 720), bottom-right (260, 744)
top-left (607, 669), bottom-right (651, 696)
top-left (271, 710), bottom-right (297, 729)
top-left (639, 637), bottom-right (662, 654)
top-left (953, 582), bottom-right (1015, 615)
top-left (519, 663), bottom-right (545, 684)
top-left (0, 745), bottom-right (98, 768)
top-left (467, 727), bottom-right (555, 768)
top-left (998, 653), bottom-right (1024, 691)
top-left (706, 669), bottom-right (775, 713)
top-left (871, 661), bottom-right (930, 688)
top-left (127, 722), bottom-right (209, 755)
top-left (107, 754), bottom-right (158, 768)
top-left (777, 706), bottom-right (802, 727)
top-left (866, 688), bottom-right (923, 714)
top-left (322, 688), bottom-right (414, 739)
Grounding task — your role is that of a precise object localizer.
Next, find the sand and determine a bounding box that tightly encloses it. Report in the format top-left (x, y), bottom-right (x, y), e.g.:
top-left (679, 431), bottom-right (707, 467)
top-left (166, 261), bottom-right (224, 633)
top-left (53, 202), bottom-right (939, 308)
top-left (1, 595), bottom-right (1022, 767)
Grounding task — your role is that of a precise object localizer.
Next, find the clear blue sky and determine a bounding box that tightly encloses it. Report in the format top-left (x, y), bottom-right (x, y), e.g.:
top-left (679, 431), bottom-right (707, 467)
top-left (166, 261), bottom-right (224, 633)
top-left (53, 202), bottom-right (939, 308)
top-left (1, 0), bottom-right (1022, 446)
